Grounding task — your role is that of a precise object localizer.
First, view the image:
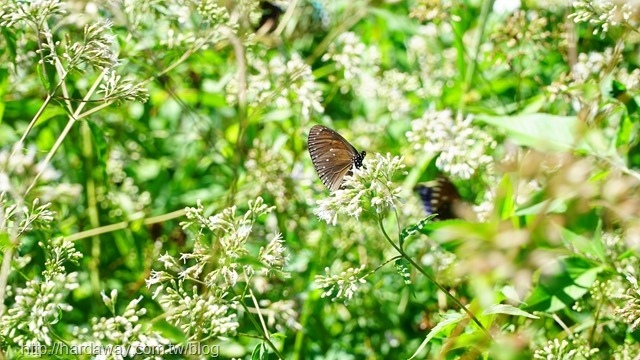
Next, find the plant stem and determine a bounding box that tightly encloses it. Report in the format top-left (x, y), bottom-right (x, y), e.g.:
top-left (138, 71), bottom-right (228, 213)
top-left (458, 0), bottom-right (494, 112)
top-left (237, 297), bottom-right (285, 359)
top-left (24, 69), bottom-right (108, 196)
top-left (377, 215), bottom-right (491, 339)
top-left (64, 209), bottom-right (185, 242)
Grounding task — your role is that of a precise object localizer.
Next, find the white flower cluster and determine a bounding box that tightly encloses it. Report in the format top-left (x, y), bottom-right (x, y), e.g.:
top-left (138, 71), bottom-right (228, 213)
top-left (259, 232), bottom-right (288, 271)
top-left (146, 197), bottom-right (289, 340)
top-left (97, 69), bottom-right (149, 103)
top-left (323, 32), bottom-right (380, 82)
top-left (161, 284), bottom-right (240, 340)
top-left (407, 25), bottom-right (458, 99)
top-left (315, 265), bottom-right (367, 303)
top-left (570, 47), bottom-right (621, 84)
top-left (533, 339), bottom-right (576, 359)
top-left (376, 69), bottom-right (420, 120)
top-left (0, 146), bottom-right (72, 199)
top-left (71, 289), bottom-right (170, 357)
top-left (406, 109), bottom-right (496, 179)
top-left (570, 0), bottom-right (639, 34)
top-left (314, 153), bottom-right (405, 226)
top-left (322, 32), bottom-right (380, 95)
top-left (0, 0), bottom-right (65, 28)
top-left (226, 53), bottom-right (324, 120)
top-left (0, 238), bottom-right (81, 347)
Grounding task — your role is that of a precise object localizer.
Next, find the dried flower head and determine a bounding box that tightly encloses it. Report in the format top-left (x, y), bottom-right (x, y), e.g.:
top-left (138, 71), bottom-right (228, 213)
top-left (410, 0), bottom-right (454, 22)
top-left (490, 10), bottom-right (553, 67)
top-left (616, 274), bottom-right (640, 330)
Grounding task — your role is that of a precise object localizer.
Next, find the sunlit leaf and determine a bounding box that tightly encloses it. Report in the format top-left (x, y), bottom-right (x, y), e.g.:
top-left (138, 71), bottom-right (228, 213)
top-left (524, 257), bottom-right (602, 312)
top-left (409, 312), bottom-right (464, 360)
top-left (482, 304), bottom-right (539, 319)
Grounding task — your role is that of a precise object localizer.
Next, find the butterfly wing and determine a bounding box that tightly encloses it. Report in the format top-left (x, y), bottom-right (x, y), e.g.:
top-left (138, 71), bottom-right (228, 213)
top-left (308, 125), bottom-right (362, 192)
top-left (256, 1), bottom-right (284, 33)
top-left (415, 175), bottom-right (462, 220)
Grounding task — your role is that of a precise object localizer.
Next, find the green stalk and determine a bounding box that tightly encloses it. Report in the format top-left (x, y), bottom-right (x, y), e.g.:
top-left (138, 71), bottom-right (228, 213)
top-left (377, 214), bottom-right (491, 339)
top-left (81, 121), bottom-right (102, 303)
top-left (237, 294), bottom-right (285, 359)
top-left (458, 0), bottom-right (494, 112)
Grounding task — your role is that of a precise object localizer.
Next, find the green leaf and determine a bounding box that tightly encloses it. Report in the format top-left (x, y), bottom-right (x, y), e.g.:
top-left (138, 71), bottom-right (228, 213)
top-left (86, 121), bottom-right (108, 163)
top-left (409, 312), bottom-right (464, 360)
top-left (417, 220), bottom-right (495, 245)
top-left (400, 215), bottom-right (437, 246)
top-left (524, 257), bottom-right (601, 312)
top-left (0, 231), bottom-right (12, 251)
top-left (495, 174), bottom-right (515, 219)
top-left (36, 62), bottom-right (51, 91)
top-left (34, 105), bottom-right (67, 127)
top-left (1, 27), bottom-right (17, 63)
top-left (395, 258), bottom-right (415, 298)
top-left (611, 79), bottom-right (639, 115)
top-left (514, 198), bottom-right (568, 216)
top-left (559, 227), bottom-right (607, 263)
top-left (251, 342), bottom-right (269, 360)
top-left (482, 304), bottom-right (539, 319)
top-left (150, 319), bottom-right (186, 344)
top-left (617, 113), bottom-right (636, 147)
top-left (477, 113), bottom-right (578, 151)
top-left (395, 258), bottom-right (412, 286)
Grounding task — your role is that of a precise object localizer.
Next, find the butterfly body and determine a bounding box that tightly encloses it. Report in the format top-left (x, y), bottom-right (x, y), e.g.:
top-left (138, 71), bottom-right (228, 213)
top-left (415, 176), bottom-right (462, 220)
top-left (308, 125), bottom-right (366, 192)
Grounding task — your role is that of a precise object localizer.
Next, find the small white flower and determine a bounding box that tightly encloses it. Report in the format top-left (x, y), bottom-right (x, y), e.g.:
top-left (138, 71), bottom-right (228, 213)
top-left (315, 265), bottom-right (368, 303)
top-left (259, 232), bottom-right (287, 270)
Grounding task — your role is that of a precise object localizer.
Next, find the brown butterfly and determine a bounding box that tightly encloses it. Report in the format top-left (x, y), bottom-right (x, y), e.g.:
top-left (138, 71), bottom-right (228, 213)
top-left (308, 125), bottom-right (366, 192)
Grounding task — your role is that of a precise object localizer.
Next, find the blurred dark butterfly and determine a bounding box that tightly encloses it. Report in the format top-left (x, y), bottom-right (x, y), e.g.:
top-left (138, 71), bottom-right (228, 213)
top-left (610, 80), bottom-right (639, 115)
top-left (414, 175), bottom-right (462, 220)
top-left (256, 1), bottom-right (284, 33)
top-left (308, 125), bottom-right (366, 192)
